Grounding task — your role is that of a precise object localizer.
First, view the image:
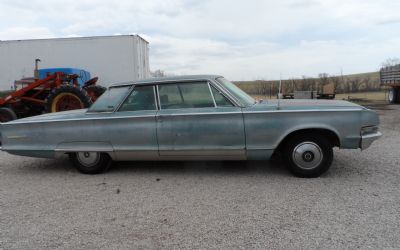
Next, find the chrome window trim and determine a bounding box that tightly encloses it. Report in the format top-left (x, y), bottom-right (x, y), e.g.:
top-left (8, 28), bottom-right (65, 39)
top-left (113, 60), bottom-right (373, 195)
top-left (209, 79), bottom-right (242, 107)
top-left (113, 78), bottom-right (218, 88)
top-left (154, 85), bottom-right (160, 110)
top-left (114, 85), bottom-right (134, 112)
top-left (207, 82), bottom-right (217, 108)
top-left (209, 82), bottom-right (235, 108)
top-left (156, 85), bottom-right (162, 110)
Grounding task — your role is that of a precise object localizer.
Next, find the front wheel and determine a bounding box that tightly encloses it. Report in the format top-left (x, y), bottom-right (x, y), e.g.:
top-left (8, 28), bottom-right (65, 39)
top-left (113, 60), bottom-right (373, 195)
top-left (284, 134), bottom-right (333, 178)
top-left (69, 152), bottom-right (112, 174)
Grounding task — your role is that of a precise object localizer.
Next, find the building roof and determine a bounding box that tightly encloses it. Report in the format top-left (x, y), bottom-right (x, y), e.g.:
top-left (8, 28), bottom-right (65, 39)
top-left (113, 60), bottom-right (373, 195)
top-left (0, 34), bottom-right (148, 44)
top-left (110, 75), bottom-right (223, 87)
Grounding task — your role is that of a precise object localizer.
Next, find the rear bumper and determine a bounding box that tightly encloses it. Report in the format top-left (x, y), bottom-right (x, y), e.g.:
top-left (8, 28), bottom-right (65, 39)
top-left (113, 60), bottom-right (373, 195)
top-left (360, 132), bottom-right (382, 150)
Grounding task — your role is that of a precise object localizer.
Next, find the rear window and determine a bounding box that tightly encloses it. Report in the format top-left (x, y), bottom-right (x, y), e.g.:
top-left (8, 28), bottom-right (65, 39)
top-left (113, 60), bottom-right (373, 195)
top-left (158, 82), bottom-right (215, 109)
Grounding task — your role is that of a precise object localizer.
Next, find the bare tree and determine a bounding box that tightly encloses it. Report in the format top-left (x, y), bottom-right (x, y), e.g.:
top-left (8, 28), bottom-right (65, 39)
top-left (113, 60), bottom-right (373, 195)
top-left (255, 80), bottom-right (270, 96)
top-left (381, 58), bottom-right (400, 68)
top-left (297, 76), bottom-right (314, 91)
top-left (342, 77), bottom-right (352, 93)
top-left (363, 76), bottom-right (372, 91)
top-left (348, 77), bottom-right (363, 93)
top-left (329, 75), bottom-right (341, 92)
top-left (318, 73), bottom-right (330, 85)
top-left (150, 69), bottom-right (166, 78)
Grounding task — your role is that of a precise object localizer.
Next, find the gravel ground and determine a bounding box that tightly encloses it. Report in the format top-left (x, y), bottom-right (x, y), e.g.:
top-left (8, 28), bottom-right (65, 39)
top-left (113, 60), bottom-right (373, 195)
top-left (0, 105), bottom-right (399, 249)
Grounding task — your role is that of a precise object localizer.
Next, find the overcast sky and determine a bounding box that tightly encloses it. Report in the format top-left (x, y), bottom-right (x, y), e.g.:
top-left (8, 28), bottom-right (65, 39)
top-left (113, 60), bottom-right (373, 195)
top-left (1, 0), bottom-right (400, 80)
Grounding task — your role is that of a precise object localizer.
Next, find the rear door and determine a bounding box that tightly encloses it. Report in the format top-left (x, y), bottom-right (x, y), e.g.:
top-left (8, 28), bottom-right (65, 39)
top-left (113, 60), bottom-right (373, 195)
top-left (156, 81), bottom-right (245, 159)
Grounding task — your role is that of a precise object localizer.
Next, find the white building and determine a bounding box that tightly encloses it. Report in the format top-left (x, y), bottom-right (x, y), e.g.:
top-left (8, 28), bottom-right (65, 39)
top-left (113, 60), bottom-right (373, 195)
top-left (0, 35), bottom-right (150, 90)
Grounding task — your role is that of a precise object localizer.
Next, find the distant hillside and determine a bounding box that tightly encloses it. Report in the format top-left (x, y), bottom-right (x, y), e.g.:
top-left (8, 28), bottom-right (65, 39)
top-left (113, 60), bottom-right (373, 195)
top-left (234, 71), bottom-right (381, 96)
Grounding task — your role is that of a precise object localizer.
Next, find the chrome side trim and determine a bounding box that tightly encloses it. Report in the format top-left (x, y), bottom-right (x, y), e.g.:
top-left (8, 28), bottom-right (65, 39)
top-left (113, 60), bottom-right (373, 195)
top-left (7, 108), bottom-right (362, 124)
top-left (54, 148), bottom-right (113, 152)
top-left (245, 109), bottom-right (363, 114)
top-left (7, 135), bottom-right (28, 139)
top-left (360, 131), bottom-right (382, 150)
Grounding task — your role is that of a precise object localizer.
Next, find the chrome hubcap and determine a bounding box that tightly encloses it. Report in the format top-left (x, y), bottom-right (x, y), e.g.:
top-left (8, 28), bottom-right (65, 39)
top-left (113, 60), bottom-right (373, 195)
top-left (292, 142), bottom-right (323, 170)
top-left (77, 152), bottom-right (100, 167)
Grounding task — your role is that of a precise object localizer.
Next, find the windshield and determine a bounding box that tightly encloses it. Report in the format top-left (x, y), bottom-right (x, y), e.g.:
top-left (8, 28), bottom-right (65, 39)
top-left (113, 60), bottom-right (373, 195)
top-left (216, 77), bottom-right (255, 106)
top-left (88, 86), bottom-right (130, 112)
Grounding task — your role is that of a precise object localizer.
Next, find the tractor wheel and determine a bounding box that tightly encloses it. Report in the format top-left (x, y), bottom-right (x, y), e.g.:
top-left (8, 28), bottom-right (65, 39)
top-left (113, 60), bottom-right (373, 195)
top-left (0, 107), bottom-right (17, 122)
top-left (388, 87), bottom-right (400, 104)
top-left (45, 85), bottom-right (92, 113)
top-left (85, 85), bottom-right (106, 103)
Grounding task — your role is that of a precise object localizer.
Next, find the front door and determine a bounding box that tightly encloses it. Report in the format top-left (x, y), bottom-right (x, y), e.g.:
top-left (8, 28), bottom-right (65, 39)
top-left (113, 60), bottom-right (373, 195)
top-left (156, 81), bottom-right (245, 159)
top-left (110, 85), bottom-right (158, 161)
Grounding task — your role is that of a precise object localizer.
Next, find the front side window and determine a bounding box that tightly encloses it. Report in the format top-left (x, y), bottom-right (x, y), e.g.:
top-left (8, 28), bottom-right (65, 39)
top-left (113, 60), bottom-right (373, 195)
top-left (216, 77), bottom-right (255, 106)
top-left (210, 85), bottom-right (234, 107)
top-left (88, 86), bottom-right (130, 112)
top-left (158, 82), bottom-right (215, 109)
top-left (119, 85), bottom-right (156, 112)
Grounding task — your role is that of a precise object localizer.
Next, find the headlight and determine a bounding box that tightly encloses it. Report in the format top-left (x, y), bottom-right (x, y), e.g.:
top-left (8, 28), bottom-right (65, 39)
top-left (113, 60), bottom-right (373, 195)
top-left (361, 126), bottom-right (379, 136)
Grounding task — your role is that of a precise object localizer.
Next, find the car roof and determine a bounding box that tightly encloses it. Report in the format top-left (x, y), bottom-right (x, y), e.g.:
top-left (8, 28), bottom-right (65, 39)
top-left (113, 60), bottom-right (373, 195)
top-left (109, 75), bottom-right (222, 87)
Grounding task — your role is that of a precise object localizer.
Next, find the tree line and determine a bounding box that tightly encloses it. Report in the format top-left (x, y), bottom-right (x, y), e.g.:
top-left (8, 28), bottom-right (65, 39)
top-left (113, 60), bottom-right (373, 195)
top-left (235, 72), bottom-right (381, 97)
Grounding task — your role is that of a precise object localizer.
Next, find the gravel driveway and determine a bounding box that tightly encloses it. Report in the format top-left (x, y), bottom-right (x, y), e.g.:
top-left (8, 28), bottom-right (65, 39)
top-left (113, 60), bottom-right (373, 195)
top-left (1, 105), bottom-right (399, 249)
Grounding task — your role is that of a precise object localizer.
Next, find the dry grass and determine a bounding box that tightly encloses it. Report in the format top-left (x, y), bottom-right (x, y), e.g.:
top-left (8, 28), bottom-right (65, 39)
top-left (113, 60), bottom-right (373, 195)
top-left (0, 90), bottom-right (13, 98)
top-left (250, 90), bottom-right (389, 105)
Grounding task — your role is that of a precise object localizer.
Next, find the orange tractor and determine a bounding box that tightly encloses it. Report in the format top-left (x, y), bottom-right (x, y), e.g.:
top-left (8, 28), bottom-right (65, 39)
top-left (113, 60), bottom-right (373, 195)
top-left (0, 60), bottom-right (105, 122)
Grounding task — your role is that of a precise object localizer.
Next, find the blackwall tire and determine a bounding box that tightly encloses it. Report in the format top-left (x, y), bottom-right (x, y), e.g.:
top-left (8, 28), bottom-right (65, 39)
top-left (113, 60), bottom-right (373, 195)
top-left (45, 85), bottom-right (92, 113)
top-left (284, 134), bottom-right (333, 178)
top-left (69, 152), bottom-right (112, 174)
top-left (0, 107), bottom-right (17, 122)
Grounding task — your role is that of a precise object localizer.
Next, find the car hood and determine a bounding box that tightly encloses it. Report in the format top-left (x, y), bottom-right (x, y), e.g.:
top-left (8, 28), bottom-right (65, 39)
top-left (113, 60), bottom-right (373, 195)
top-left (7, 109), bottom-right (88, 124)
top-left (255, 99), bottom-right (365, 110)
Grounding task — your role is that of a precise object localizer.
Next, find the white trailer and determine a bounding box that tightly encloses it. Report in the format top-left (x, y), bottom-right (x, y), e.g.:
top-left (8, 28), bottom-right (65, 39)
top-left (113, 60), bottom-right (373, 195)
top-left (0, 35), bottom-right (150, 90)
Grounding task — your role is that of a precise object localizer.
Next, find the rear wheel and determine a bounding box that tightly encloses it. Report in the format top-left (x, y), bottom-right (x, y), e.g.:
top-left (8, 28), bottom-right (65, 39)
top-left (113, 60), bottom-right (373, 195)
top-left (45, 85), bottom-right (92, 113)
top-left (0, 107), bottom-right (17, 122)
top-left (69, 152), bottom-right (112, 174)
top-left (388, 87), bottom-right (400, 104)
top-left (284, 134), bottom-right (333, 178)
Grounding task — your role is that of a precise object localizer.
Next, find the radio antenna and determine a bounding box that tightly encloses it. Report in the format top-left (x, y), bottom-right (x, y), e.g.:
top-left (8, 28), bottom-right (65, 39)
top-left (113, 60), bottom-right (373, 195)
top-left (278, 73), bottom-right (282, 109)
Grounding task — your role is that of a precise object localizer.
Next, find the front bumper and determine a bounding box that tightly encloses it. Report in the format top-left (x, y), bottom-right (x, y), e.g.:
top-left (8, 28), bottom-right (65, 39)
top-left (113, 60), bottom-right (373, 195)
top-left (360, 131), bottom-right (382, 150)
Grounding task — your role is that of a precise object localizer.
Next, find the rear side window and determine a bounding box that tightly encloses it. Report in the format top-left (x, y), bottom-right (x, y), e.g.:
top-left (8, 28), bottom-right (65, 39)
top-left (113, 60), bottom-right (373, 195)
top-left (158, 82), bottom-right (215, 109)
top-left (119, 85), bottom-right (156, 112)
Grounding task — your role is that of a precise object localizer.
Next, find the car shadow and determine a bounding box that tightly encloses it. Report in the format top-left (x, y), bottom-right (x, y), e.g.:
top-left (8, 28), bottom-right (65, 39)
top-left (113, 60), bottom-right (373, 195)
top-left (109, 159), bottom-right (290, 177)
top-left (16, 156), bottom-right (291, 178)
